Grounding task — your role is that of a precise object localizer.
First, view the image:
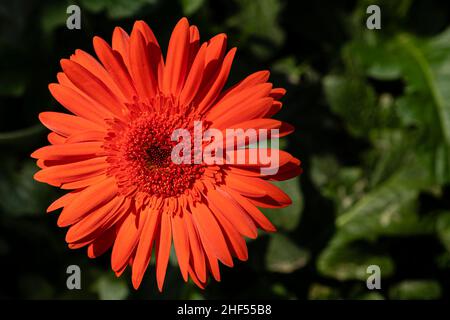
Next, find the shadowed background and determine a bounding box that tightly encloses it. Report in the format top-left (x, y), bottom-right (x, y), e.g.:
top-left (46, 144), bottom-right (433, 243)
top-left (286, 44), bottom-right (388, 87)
top-left (0, 0), bottom-right (450, 299)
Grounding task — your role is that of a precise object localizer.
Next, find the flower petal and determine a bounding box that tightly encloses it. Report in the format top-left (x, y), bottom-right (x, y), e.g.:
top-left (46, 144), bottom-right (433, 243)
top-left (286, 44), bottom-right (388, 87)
top-left (60, 59), bottom-right (124, 118)
top-left (57, 177), bottom-right (118, 227)
top-left (156, 212), bottom-right (172, 292)
top-left (162, 17), bottom-right (190, 95)
top-left (129, 30), bottom-right (158, 102)
top-left (93, 36), bottom-right (137, 101)
top-left (171, 210), bottom-right (190, 281)
top-left (34, 156), bottom-right (107, 186)
top-left (132, 208), bottom-right (161, 289)
top-left (192, 202), bottom-right (233, 267)
top-left (31, 141), bottom-right (104, 160)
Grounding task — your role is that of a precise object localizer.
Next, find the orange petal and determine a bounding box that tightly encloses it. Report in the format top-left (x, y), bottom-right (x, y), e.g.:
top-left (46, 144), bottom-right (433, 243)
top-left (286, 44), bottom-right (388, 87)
top-left (218, 70), bottom-right (270, 101)
top-left (162, 17), bottom-right (190, 95)
top-left (224, 186), bottom-right (276, 232)
top-left (31, 141), bottom-right (103, 160)
top-left (47, 190), bottom-right (81, 213)
top-left (70, 49), bottom-right (125, 102)
top-left (39, 112), bottom-right (104, 137)
top-left (131, 208), bottom-right (161, 289)
top-left (156, 212), bottom-right (172, 292)
top-left (34, 156), bottom-right (107, 186)
top-left (264, 100), bottom-right (283, 117)
top-left (192, 202), bottom-right (233, 267)
top-left (179, 43), bottom-right (207, 106)
top-left (208, 189), bottom-right (257, 239)
top-left (208, 200), bottom-right (248, 261)
top-left (225, 119), bottom-right (294, 138)
top-left (111, 211), bottom-right (144, 272)
top-left (65, 130), bottom-right (106, 143)
top-left (188, 25), bottom-right (200, 66)
top-left (188, 266), bottom-right (206, 289)
top-left (57, 177), bottom-right (117, 227)
top-left (171, 211), bottom-right (190, 281)
top-left (211, 97), bottom-right (273, 129)
top-left (184, 211), bottom-right (207, 283)
top-left (65, 196), bottom-right (123, 243)
top-left (48, 83), bottom-right (113, 124)
top-left (60, 59), bottom-right (124, 118)
top-left (48, 132), bottom-right (66, 145)
top-left (132, 20), bottom-right (164, 86)
top-left (224, 173), bottom-right (267, 197)
top-left (87, 227), bottom-right (116, 258)
top-left (112, 27), bottom-right (130, 69)
top-left (270, 87), bottom-right (286, 99)
top-left (206, 83), bottom-right (272, 122)
top-left (204, 243), bottom-right (221, 282)
top-left (61, 173), bottom-right (108, 190)
top-left (197, 48), bottom-right (236, 113)
top-left (129, 30), bottom-right (158, 102)
top-left (192, 34), bottom-right (227, 104)
top-left (228, 174), bottom-right (291, 207)
top-left (93, 36), bottom-right (137, 100)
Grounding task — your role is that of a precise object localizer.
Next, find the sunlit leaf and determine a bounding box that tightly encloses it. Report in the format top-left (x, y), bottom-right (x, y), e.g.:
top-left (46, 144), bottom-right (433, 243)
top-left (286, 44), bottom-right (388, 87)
top-left (318, 239), bottom-right (395, 281)
top-left (266, 233), bottom-right (309, 273)
top-left (93, 274), bottom-right (129, 300)
top-left (180, 0), bottom-right (204, 16)
top-left (388, 280), bottom-right (442, 300)
top-left (80, 0), bottom-right (158, 19)
top-left (228, 0), bottom-right (284, 58)
top-left (308, 283), bottom-right (340, 300)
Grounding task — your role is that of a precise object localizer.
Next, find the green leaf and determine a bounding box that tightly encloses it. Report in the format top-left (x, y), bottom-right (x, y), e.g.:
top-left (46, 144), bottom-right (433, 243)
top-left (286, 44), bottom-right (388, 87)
top-left (336, 164), bottom-right (433, 239)
top-left (265, 233), bottom-right (309, 273)
top-left (0, 124), bottom-right (44, 146)
top-left (343, 34), bottom-right (402, 81)
top-left (396, 32), bottom-right (450, 145)
top-left (388, 280), bottom-right (442, 300)
top-left (436, 211), bottom-right (450, 252)
top-left (262, 177), bottom-right (302, 231)
top-left (40, 1), bottom-right (71, 34)
top-left (227, 0), bottom-right (284, 58)
top-left (318, 164), bottom-right (434, 281)
top-left (353, 291), bottom-right (385, 300)
top-left (308, 283), bottom-right (340, 300)
top-left (93, 274), bottom-right (129, 300)
top-left (0, 72), bottom-right (26, 96)
top-left (271, 283), bottom-right (296, 299)
top-left (272, 57), bottom-right (308, 85)
top-left (323, 75), bottom-right (378, 138)
top-left (0, 160), bottom-right (54, 216)
top-left (345, 28), bottom-right (450, 184)
top-left (180, 0), bottom-right (205, 16)
top-left (80, 0), bottom-right (158, 19)
top-left (317, 238), bottom-right (395, 281)
top-left (310, 155), bottom-right (365, 214)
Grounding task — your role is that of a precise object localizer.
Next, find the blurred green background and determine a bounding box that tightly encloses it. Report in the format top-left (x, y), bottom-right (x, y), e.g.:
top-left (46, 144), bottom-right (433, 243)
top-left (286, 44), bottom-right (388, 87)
top-left (1, 0), bottom-right (450, 300)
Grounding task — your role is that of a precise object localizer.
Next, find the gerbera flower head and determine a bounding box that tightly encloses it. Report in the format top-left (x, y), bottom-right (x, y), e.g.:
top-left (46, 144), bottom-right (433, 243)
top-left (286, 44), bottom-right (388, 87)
top-left (31, 17), bottom-right (301, 291)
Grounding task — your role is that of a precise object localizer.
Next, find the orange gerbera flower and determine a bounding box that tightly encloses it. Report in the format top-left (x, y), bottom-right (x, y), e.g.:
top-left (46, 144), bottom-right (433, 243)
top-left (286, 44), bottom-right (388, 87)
top-left (31, 18), bottom-right (301, 291)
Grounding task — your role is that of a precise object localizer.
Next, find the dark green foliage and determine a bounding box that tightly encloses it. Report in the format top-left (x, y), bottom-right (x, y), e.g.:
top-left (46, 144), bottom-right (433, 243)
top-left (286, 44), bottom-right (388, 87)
top-left (0, 0), bottom-right (449, 299)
